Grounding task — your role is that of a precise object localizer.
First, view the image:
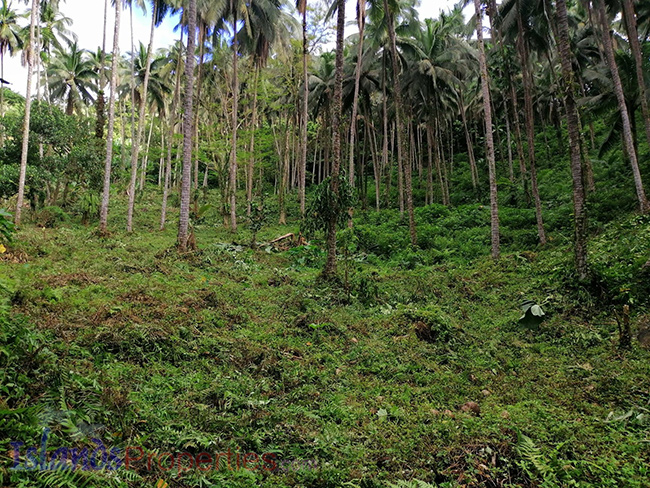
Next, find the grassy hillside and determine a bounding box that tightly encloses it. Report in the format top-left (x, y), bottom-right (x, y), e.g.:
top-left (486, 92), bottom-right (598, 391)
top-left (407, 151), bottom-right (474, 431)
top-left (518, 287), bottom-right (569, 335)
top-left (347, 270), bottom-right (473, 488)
top-left (2, 191), bottom-right (649, 488)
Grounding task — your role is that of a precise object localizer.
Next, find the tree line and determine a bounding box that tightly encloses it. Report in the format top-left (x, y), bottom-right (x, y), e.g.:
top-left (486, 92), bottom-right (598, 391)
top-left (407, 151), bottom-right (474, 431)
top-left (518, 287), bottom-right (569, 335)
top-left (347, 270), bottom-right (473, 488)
top-left (2, 0), bottom-right (650, 279)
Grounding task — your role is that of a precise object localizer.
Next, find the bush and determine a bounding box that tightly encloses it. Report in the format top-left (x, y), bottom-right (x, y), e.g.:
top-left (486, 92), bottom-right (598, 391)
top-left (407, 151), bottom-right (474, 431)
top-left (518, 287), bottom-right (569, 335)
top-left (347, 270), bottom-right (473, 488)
top-left (0, 209), bottom-right (14, 245)
top-left (34, 206), bottom-right (70, 228)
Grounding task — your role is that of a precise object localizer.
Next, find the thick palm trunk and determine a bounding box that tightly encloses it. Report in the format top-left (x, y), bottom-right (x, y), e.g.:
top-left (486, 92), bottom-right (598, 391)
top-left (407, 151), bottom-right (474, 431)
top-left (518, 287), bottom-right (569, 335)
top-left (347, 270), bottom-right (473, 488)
top-left (595, 0), bottom-right (649, 213)
top-left (555, 0), bottom-right (588, 280)
top-left (474, 0), bottom-right (500, 259)
top-left (99, 0), bottom-right (121, 234)
top-left (229, 15), bottom-right (239, 232)
top-left (126, 2), bottom-right (157, 232)
top-left (177, 0), bottom-right (197, 251)
top-left (299, 3), bottom-right (308, 216)
top-left (622, 0), bottom-right (650, 152)
top-left (384, 0), bottom-right (416, 246)
top-left (323, 0), bottom-right (346, 278)
top-left (15, 0), bottom-right (39, 225)
top-left (95, 0), bottom-right (109, 140)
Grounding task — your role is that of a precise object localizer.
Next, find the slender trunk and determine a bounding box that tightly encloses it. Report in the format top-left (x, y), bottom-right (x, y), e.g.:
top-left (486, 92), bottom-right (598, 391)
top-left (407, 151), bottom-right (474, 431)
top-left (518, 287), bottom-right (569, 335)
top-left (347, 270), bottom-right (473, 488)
top-left (474, 0), bottom-right (500, 259)
top-left (516, 4), bottom-right (546, 245)
top-left (247, 63), bottom-right (260, 216)
top-left (460, 93), bottom-right (478, 191)
top-left (324, 0), bottom-right (346, 278)
top-left (99, 0), bottom-right (121, 234)
top-left (595, 0), bottom-right (649, 212)
top-left (15, 0), bottom-right (39, 225)
top-left (555, 0), bottom-right (588, 279)
top-left (349, 3), bottom-right (365, 187)
top-left (299, 5), bottom-right (308, 216)
top-left (383, 9), bottom-right (416, 247)
top-left (622, 0), bottom-right (650, 150)
top-left (177, 0), bottom-right (197, 250)
top-left (126, 2), bottom-right (157, 231)
top-left (505, 112), bottom-right (514, 182)
top-left (229, 14), bottom-right (239, 232)
top-left (382, 55), bottom-right (390, 208)
top-left (140, 115), bottom-right (155, 190)
top-left (161, 31), bottom-right (184, 230)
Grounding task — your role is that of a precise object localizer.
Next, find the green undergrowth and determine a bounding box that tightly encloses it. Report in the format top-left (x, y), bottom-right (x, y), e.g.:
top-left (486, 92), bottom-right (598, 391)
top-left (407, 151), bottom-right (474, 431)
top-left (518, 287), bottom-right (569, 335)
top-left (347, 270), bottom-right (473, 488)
top-left (1, 192), bottom-right (649, 488)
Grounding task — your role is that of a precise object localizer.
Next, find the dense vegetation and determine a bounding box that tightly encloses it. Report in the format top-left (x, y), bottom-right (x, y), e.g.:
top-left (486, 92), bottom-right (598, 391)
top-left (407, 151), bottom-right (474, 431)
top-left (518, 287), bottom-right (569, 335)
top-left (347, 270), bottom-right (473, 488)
top-left (1, 0), bottom-right (650, 486)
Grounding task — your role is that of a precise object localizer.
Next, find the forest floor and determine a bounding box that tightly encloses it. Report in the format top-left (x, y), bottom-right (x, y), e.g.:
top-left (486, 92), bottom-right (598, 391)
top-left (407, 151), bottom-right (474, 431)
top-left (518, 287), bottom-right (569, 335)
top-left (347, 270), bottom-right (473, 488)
top-left (2, 190), bottom-right (650, 487)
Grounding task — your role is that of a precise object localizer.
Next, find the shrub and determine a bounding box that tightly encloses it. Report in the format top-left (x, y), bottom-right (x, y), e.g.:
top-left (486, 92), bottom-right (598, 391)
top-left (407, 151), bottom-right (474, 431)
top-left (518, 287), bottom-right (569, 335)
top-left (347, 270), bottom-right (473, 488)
top-left (34, 206), bottom-right (70, 228)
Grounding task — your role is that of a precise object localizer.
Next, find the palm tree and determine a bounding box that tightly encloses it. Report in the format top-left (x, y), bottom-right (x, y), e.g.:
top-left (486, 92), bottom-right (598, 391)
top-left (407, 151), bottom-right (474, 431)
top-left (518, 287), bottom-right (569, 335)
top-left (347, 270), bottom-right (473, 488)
top-left (47, 41), bottom-right (97, 115)
top-left (594, 0), bottom-right (649, 213)
top-left (126, 0), bottom-right (172, 230)
top-left (348, 0), bottom-right (367, 189)
top-left (15, 0), bottom-right (39, 226)
top-left (297, 0), bottom-right (308, 216)
top-left (554, 0), bottom-right (588, 280)
top-left (621, 0), bottom-right (650, 150)
top-left (177, 0), bottom-right (197, 251)
top-left (473, 0), bottom-right (499, 259)
top-left (323, 0), bottom-right (345, 278)
top-left (99, 0), bottom-right (123, 235)
top-left (383, 0), bottom-right (416, 246)
top-left (0, 0), bottom-right (23, 117)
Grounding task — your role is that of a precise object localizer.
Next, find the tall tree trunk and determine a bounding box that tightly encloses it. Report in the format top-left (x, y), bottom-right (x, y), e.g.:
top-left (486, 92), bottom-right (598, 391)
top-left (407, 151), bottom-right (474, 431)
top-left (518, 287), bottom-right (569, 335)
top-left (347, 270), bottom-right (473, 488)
top-left (622, 0), bottom-right (650, 150)
top-left (460, 92), bottom-right (478, 191)
top-left (474, 0), bottom-right (500, 259)
top-left (15, 0), bottom-right (39, 225)
top-left (247, 62), bottom-right (260, 216)
top-left (323, 0), bottom-right (345, 278)
top-left (299, 1), bottom-right (308, 216)
top-left (126, 2), bottom-right (157, 232)
top-left (384, 0), bottom-right (416, 245)
top-left (177, 0), bottom-right (197, 250)
top-left (516, 4), bottom-right (546, 244)
top-left (595, 0), bottom-right (649, 213)
top-left (348, 0), bottom-right (366, 187)
top-left (99, 0), bottom-right (121, 234)
top-left (229, 13), bottom-right (239, 232)
top-left (95, 0), bottom-right (109, 139)
top-left (555, 0), bottom-right (588, 279)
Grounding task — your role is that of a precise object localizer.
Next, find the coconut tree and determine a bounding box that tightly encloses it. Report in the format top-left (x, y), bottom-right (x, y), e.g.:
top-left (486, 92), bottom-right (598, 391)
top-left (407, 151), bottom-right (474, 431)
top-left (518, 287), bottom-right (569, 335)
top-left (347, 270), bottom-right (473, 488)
top-left (553, 0), bottom-right (588, 279)
top-left (47, 41), bottom-right (98, 115)
top-left (99, 0), bottom-right (122, 235)
top-left (621, 0), bottom-right (650, 150)
top-left (0, 0), bottom-right (23, 117)
top-left (177, 0), bottom-right (197, 251)
top-left (15, 0), bottom-right (39, 226)
top-left (323, 0), bottom-right (345, 278)
top-left (473, 0), bottom-right (500, 259)
top-left (593, 0), bottom-right (648, 213)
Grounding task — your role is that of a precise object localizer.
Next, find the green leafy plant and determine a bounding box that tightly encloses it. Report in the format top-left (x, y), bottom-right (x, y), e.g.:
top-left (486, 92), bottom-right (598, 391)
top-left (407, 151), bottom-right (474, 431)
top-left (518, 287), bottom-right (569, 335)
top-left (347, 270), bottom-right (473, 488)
top-left (77, 193), bottom-right (100, 225)
top-left (0, 209), bottom-right (15, 245)
top-left (302, 174), bottom-right (356, 238)
top-left (519, 300), bottom-right (546, 328)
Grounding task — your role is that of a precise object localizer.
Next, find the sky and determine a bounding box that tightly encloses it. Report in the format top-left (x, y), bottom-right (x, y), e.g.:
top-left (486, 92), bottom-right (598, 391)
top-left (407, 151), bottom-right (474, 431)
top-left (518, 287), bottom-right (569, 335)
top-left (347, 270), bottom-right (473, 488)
top-left (4, 0), bottom-right (458, 96)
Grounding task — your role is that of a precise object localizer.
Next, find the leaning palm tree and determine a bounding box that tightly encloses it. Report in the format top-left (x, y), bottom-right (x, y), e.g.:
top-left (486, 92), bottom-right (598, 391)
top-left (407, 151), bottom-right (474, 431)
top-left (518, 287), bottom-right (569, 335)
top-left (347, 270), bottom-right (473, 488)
top-left (593, 0), bottom-right (649, 213)
top-left (47, 41), bottom-right (98, 115)
top-left (15, 0), bottom-right (39, 226)
top-left (0, 0), bottom-right (23, 117)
